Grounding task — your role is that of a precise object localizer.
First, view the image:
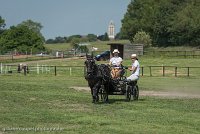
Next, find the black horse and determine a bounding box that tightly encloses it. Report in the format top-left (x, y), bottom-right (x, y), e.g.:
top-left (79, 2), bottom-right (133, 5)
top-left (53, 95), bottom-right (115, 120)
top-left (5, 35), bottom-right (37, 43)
top-left (84, 54), bottom-right (112, 103)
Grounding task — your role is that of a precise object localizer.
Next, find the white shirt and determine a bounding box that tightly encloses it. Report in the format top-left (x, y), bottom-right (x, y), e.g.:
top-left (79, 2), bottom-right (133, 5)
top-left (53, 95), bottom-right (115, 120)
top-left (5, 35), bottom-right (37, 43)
top-left (110, 56), bottom-right (122, 66)
top-left (131, 60), bottom-right (140, 76)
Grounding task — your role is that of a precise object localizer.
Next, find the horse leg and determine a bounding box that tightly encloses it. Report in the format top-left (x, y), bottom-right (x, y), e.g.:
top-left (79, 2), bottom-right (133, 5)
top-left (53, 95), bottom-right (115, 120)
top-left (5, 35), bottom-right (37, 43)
top-left (92, 86), bottom-right (98, 103)
top-left (91, 88), bottom-right (95, 103)
top-left (92, 81), bottom-right (101, 103)
top-left (88, 82), bottom-right (95, 103)
top-left (104, 84), bottom-right (109, 103)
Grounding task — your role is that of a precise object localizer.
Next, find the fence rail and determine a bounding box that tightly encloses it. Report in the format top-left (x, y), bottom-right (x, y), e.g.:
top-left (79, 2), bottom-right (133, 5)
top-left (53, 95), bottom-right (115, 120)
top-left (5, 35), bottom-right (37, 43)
top-left (0, 64), bottom-right (85, 76)
top-left (144, 50), bottom-right (200, 58)
top-left (141, 66), bottom-right (200, 77)
top-left (1, 64), bottom-right (200, 77)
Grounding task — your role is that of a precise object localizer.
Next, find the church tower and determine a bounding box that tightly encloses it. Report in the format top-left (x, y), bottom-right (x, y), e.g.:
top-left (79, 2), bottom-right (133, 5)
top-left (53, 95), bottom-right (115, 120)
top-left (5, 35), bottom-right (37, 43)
top-left (108, 20), bottom-right (115, 40)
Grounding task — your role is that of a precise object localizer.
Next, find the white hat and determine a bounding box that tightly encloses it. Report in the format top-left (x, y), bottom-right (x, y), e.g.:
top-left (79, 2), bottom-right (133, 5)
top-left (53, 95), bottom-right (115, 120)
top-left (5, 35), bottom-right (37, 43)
top-left (113, 49), bottom-right (120, 53)
top-left (131, 54), bottom-right (137, 58)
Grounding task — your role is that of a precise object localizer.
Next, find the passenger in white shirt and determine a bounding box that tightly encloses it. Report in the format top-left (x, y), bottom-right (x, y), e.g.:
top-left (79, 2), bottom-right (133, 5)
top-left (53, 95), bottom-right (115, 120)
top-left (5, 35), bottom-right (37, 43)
top-left (127, 54), bottom-right (140, 81)
top-left (109, 49), bottom-right (123, 78)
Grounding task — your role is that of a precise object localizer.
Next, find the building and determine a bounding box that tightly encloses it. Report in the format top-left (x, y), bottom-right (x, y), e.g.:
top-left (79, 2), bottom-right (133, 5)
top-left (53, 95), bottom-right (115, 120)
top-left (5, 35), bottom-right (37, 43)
top-left (108, 43), bottom-right (144, 59)
top-left (108, 20), bottom-right (115, 40)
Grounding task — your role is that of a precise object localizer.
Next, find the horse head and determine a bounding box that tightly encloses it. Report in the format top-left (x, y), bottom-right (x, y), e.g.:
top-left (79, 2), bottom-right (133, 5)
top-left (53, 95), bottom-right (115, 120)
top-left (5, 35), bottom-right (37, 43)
top-left (84, 54), bottom-right (96, 78)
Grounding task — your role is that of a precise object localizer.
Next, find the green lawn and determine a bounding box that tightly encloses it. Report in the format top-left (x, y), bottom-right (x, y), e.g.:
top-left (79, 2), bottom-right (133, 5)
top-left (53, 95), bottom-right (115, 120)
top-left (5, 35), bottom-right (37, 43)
top-left (0, 56), bottom-right (200, 133)
top-left (0, 75), bottom-right (200, 134)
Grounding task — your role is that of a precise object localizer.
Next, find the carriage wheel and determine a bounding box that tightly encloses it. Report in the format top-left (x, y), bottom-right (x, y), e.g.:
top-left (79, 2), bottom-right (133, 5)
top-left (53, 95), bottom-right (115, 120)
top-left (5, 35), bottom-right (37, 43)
top-left (125, 85), bottom-right (131, 101)
top-left (132, 85), bottom-right (139, 100)
top-left (100, 85), bottom-right (108, 103)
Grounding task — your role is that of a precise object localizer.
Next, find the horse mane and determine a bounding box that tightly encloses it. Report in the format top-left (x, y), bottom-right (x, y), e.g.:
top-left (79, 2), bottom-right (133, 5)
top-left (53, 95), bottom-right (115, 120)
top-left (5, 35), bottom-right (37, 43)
top-left (97, 64), bottom-right (112, 82)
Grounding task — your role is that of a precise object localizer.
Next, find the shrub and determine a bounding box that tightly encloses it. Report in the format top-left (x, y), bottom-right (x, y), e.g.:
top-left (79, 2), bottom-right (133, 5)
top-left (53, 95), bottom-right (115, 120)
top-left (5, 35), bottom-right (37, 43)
top-left (132, 31), bottom-right (152, 47)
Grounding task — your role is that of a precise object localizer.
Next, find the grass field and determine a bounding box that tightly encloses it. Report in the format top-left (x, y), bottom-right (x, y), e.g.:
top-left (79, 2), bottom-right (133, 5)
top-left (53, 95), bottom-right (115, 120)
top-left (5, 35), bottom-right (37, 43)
top-left (0, 75), bottom-right (200, 134)
top-left (1, 56), bottom-right (200, 134)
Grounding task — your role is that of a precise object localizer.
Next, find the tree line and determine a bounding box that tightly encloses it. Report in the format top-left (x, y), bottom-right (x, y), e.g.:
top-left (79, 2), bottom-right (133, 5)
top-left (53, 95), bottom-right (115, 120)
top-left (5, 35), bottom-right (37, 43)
top-left (120, 0), bottom-right (200, 46)
top-left (45, 33), bottom-right (110, 44)
top-left (0, 18), bottom-right (45, 54)
top-left (0, 16), bottom-right (112, 54)
top-left (1, 0), bottom-right (199, 55)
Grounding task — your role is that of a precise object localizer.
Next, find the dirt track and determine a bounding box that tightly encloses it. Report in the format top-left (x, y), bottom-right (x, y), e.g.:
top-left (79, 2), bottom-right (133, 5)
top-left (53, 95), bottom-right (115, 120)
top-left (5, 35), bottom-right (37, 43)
top-left (70, 86), bottom-right (200, 98)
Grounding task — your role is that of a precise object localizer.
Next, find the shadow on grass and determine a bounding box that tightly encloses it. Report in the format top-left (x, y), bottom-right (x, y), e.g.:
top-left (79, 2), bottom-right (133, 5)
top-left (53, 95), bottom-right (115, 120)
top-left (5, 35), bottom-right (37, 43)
top-left (93, 98), bottom-right (146, 104)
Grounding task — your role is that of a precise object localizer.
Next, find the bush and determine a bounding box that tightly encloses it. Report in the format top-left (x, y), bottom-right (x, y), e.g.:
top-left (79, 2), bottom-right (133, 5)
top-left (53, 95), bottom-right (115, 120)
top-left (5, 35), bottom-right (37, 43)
top-left (132, 31), bottom-right (152, 47)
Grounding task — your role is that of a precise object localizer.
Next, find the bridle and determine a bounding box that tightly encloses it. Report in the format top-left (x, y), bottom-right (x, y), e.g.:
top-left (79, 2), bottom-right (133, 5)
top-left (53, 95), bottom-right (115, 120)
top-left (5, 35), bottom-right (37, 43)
top-left (85, 58), bottom-right (96, 77)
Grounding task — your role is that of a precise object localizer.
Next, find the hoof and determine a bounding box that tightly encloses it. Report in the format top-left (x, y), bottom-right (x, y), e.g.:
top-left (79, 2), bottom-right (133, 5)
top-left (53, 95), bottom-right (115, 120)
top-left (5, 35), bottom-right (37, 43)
top-left (92, 96), bottom-right (99, 103)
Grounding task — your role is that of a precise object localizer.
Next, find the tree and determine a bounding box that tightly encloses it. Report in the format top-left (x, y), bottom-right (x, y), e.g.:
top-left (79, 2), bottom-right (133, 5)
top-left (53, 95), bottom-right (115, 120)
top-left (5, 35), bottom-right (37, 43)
top-left (168, 0), bottom-right (200, 45)
top-left (79, 45), bottom-right (89, 53)
top-left (18, 19), bottom-right (45, 42)
top-left (121, 0), bottom-right (200, 46)
top-left (104, 32), bottom-right (109, 41)
top-left (121, 0), bottom-right (170, 45)
top-left (115, 32), bottom-right (121, 40)
top-left (132, 31), bottom-right (152, 47)
top-left (45, 39), bottom-right (55, 44)
top-left (67, 35), bottom-right (82, 43)
top-left (87, 34), bottom-right (97, 42)
top-left (0, 25), bottom-right (45, 53)
top-left (54, 36), bottom-right (66, 43)
top-left (97, 33), bottom-right (109, 41)
top-left (97, 35), bottom-right (104, 40)
top-left (46, 36), bottom-right (68, 44)
top-left (0, 16), bottom-right (6, 34)
top-left (70, 38), bottom-right (81, 50)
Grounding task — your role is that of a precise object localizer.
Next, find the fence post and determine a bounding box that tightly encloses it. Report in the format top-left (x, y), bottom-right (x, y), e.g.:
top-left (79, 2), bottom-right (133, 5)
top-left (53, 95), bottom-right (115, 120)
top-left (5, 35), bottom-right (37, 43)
top-left (37, 64), bottom-right (39, 74)
top-left (175, 67), bottom-right (177, 77)
top-left (5, 65), bottom-right (7, 74)
top-left (54, 66), bottom-right (57, 76)
top-left (42, 65), bottom-right (44, 74)
top-left (153, 51), bottom-right (155, 57)
top-left (187, 67), bottom-right (190, 77)
top-left (149, 66), bottom-right (152, 76)
top-left (24, 66), bottom-right (27, 76)
top-left (163, 66), bottom-right (165, 76)
top-left (70, 67), bottom-right (72, 76)
top-left (11, 51), bottom-right (14, 61)
top-left (141, 66), bottom-right (144, 76)
top-left (0, 63), bottom-right (2, 74)
top-left (84, 66), bottom-right (86, 77)
top-left (176, 51), bottom-right (178, 57)
top-left (184, 51), bottom-right (186, 58)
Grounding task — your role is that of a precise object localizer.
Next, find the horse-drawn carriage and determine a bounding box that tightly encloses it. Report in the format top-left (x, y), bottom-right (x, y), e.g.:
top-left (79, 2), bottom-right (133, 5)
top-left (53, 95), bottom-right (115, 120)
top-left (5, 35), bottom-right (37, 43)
top-left (84, 54), bottom-right (139, 103)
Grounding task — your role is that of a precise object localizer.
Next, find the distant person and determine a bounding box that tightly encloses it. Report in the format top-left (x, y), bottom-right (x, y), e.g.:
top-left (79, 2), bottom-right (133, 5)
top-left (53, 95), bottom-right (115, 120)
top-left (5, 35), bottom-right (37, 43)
top-left (109, 49), bottom-right (123, 78)
top-left (126, 54), bottom-right (140, 81)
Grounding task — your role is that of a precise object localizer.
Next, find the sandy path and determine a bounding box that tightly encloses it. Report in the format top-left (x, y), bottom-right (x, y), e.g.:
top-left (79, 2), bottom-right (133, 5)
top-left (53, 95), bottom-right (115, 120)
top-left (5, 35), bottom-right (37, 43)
top-left (70, 86), bottom-right (200, 98)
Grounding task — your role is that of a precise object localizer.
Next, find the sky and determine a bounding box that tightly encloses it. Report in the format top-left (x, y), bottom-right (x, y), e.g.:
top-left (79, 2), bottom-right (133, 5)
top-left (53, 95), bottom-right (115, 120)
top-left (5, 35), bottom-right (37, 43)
top-left (0, 0), bottom-right (131, 39)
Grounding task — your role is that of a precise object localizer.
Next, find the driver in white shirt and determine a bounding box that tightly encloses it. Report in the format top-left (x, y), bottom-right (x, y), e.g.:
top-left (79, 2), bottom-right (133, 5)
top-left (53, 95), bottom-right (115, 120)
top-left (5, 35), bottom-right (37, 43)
top-left (109, 49), bottom-right (123, 78)
top-left (109, 49), bottom-right (122, 66)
